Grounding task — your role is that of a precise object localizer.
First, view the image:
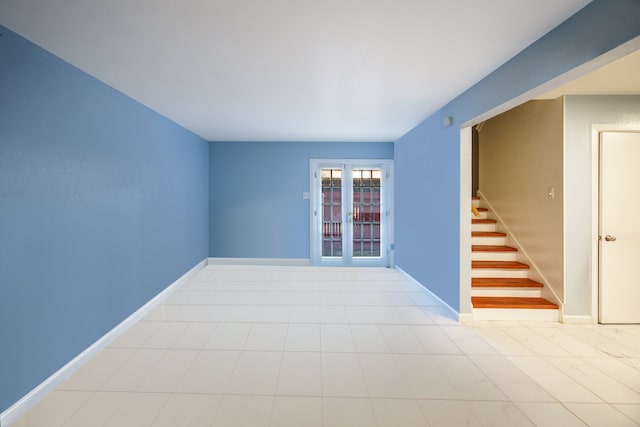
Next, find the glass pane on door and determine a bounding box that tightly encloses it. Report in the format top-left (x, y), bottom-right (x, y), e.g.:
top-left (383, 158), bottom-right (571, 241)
top-left (352, 169), bottom-right (381, 257)
top-left (321, 169), bottom-right (342, 257)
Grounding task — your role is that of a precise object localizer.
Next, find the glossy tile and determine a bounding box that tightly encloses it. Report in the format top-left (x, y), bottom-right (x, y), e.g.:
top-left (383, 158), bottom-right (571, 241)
top-left (172, 322), bottom-right (218, 349)
top-left (466, 401), bottom-right (534, 427)
top-left (141, 322), bottom-right (189, 349)
top-left (470, 355), bottom-right (555, 402)
top-left (321, 353), bottom-right (368, 397)
top-left (432, 355), bottom-right (508, 401)
top-left (418, 400), bottom-right (482, 427)
top-left (350, 324), bottom-right (390, 353)
top-left (410, 325), bottom-right (463, 355)
top-left (321, 324), bottom-right (356, 352)
top-left (508, 356), bottom-right (604, 403)
top-left (370, 398), bottom-right (429, 427)
top-left (175, 350), bottom-right (240, 394)
top-left (13, 264), bottom-right (640, 427)
top-left (564, 403), bottom-right (639, 427)
top-left (547, 357), bottom-right (640, 404)
top-left (63, 391), bottom-right (128, 427)
top-left (104, 392), bottom-right (169, 427)
top-left (244, 323), bottom-right (288, 351)
top-left (99, 349), bottom-right (165, 391)
top-left (212, 395), bottom-right (274, 427)
top-left (136, 349), bottom-right (199, 392)
top-left (358, 353), bottom-right (413, 398)
top-left (378, 324), bottom-right (425, 354)
top-left (515, 402), bottom-right (588, 427)
top-left (321, 397), bottom-right (377, 427)
top-left (15, 391), bottom-right (91, 427)
top-left (58, 348), bottom-right (132, 391)
top-left (226, 351), bottom-right (283, 395)
top-left (284, 323), bottom-right (321, 351)
top-left (276, 352), bottom-right (322, 396)
top-left (150, 394), bottom-right (221, 427)
top-left (269, 396), bottom-right (322, 427)
top-left (204, 322), bottom-right (252, 350)
top-left (395, 354), bottom-right (459, 399)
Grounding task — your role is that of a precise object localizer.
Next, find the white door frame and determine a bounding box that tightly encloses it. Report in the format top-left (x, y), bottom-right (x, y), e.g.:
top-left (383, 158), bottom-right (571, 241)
top-left (590, 124), bottom-right (640, 322)
top-left (309, 159), bottom-right (394, 267)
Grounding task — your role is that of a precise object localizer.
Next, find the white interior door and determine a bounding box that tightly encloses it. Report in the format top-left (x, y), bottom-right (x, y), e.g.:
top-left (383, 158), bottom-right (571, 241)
top-left (599, 131), bottom-right (640, 323)
top-left (310, 160), bottom-right (393, 267)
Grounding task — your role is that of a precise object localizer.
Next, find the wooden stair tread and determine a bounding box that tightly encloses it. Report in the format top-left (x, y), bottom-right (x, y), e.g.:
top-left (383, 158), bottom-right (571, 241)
top-left (472, 219), bottom-right (497, 224)
top-left (472, 231), bottom-right (506, 237)
top-left (472, 196), bottom-right (480, 200)
top-left (472, 261), bottom-right (529, 269)
top-left (472, 245), bottom-right (516, 252)
top-left (472, 278), bottom-right (543, 288)
top-left (472, 297), bottom-right (558, 309)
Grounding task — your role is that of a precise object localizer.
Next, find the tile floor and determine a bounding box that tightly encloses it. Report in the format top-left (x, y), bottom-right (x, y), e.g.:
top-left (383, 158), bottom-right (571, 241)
top-left (12, 264), bottom-right (640, 426)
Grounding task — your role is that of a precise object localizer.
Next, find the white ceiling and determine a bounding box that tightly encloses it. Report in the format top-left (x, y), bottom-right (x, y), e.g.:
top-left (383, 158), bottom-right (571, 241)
top-left (0, 0), bottom-right (592, 141)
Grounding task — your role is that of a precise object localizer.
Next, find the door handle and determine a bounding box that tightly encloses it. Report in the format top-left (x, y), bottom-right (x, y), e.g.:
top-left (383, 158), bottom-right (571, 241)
top-left (604, 235), bottom-right (617, 242)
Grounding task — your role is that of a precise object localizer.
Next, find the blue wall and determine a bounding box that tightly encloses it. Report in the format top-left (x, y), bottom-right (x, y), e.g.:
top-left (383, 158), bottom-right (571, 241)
top-left (394, 0), bottom-right (640, 311)
top-left (0, 27), bottom-right (209, 412)
top-left (209, 142), bottom-right (393, 258)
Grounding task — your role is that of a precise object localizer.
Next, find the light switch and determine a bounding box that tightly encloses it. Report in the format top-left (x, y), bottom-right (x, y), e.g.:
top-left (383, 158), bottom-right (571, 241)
top-left (547, 187), bottom-right (555, 199)
top-left (303, 192), bottom-right (310, 200)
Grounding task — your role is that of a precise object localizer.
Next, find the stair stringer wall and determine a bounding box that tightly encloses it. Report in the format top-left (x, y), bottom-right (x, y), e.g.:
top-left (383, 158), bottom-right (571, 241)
top-left (476, 191), bottom-right (563, 311)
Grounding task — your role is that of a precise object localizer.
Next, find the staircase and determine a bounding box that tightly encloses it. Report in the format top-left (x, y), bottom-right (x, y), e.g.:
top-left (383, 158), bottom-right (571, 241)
top-left (471, 197), bottom-right (559, 321)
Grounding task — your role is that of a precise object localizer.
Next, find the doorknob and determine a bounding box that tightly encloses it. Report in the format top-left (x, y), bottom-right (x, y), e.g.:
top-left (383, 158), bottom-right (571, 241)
top-left (604, 235), bottom-right (617, 242)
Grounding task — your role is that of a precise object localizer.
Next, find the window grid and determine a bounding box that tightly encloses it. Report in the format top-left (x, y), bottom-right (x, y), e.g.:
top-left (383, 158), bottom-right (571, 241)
top-left (321, 169), bottom-right (342, 257)
top-left (353, 169), bottom-right (381, 257)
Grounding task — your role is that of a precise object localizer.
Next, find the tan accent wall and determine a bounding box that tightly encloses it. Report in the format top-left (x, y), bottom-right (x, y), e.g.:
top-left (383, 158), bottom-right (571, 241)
top-left (478, 98), bottom-right (564, 301)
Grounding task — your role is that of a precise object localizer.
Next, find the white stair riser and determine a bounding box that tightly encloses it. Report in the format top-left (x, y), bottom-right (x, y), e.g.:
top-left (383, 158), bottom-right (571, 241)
top-left (472, 199), bottom-right (480, 208)
top-left (471, 211), bottom-right (488, 219)
top-left (472, 236), bottom-right (506, 246)
top-left (470, 198), bottom-right (558, 322)
top-left (472, 252), bottom-right (517, 262)
top-left (473, 308), bottom-right (559, 322)
top-left (472, 269), bottom-right (529, 278)
top-left (472, 223), bottom-right (497, 232)
top-left (472, 288), bottom-right (542, 298)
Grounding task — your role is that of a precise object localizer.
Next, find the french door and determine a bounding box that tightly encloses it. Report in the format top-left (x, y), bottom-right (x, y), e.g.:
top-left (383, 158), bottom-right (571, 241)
top-left (310, 159), bottom-right (393, 267)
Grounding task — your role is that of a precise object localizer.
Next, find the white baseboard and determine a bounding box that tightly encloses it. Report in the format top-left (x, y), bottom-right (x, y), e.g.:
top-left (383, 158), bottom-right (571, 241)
top-left (458, 313), bottom-right (475, 323)
top-left (562, 314), bottom-right (596, 324)
top-left (207, 257), bottom-right (310, 266)
top-left (394, 265), bottom-right (461, 323)
top-left (0, 258), bottom-right (207, 427)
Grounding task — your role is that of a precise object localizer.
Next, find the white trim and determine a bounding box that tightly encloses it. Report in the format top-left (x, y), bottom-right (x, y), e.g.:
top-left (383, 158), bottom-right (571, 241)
top-left (458, 313), bottom-right (474, 324)
top-left (459, 126), bottom-right (473, 316)
top-left (562, 314), bottom-right (597, 324)
top-left (473, 308), bottom-right (560, 322)
top-left (395, 265), bottom-right (460, 323)
top-left (207, 257), bottom-right (309, 266)
top-left (0, 259), bottom-right (207, 427)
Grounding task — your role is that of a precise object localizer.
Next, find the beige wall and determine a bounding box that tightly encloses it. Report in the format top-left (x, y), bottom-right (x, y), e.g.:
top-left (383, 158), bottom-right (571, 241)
top-left (478, 98), bottom-right (564, 301)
